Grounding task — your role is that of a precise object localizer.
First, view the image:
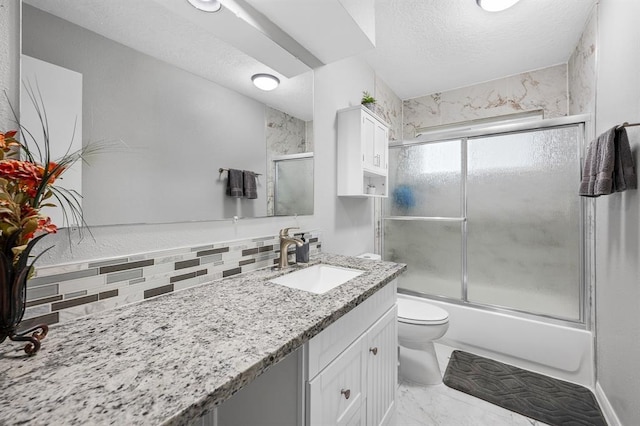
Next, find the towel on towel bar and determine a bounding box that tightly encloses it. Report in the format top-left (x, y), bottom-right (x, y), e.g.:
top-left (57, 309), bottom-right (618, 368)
top-left (613, 128), bottom-right (637, 192)
top-left (243, 170), bottom-right (258, 199)
top-left (579, 127), bottom-right (637, 197)
top-left (226, 169), bottom-right (244, 197)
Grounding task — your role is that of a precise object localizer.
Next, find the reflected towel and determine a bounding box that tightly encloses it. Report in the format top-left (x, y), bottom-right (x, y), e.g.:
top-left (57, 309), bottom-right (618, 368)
top-left (226, 169), bottom-right (244, 197)
top-left (613, 128), bottom-right (637, 192)
top-left (579, 128), bottom-right (616, 197)
top-left (243, 170), bottom-right (258, 199)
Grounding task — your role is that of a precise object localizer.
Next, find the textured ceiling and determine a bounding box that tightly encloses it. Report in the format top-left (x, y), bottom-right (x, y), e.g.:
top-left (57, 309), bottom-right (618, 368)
top-left (24, 0), bottom-right (597, 114)
top-left (362, 0), bottom-right (597, 100)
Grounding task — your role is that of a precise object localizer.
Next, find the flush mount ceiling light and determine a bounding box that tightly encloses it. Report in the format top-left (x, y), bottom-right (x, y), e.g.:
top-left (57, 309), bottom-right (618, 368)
top-left (476, 0), bottom-right (521, 12)
top-left (251, 73), bottom-right (280, 91)
top-left (186, 0), bottom-right (222, 13)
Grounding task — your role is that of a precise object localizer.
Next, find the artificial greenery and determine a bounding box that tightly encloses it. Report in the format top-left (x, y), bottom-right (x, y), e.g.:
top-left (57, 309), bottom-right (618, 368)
top-left (361, 91), bottom-right (376, 105)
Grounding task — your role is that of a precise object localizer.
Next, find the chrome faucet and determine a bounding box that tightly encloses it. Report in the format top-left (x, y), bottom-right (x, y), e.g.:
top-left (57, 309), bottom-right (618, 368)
top-left (277, 227), bottom-right (304, 269)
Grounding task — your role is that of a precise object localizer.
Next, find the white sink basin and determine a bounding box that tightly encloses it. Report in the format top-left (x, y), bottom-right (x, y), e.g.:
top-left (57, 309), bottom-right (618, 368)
top-left (270, 264), bottom-right (364, 294)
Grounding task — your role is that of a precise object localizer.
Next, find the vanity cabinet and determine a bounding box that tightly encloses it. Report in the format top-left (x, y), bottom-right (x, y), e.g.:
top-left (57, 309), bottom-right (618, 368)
top-left (337, 106), bottom-right (390, 198)
top-left (307, 281), bottom-right (397, 426)
top-left (213, 280), bottom-right (397, 426)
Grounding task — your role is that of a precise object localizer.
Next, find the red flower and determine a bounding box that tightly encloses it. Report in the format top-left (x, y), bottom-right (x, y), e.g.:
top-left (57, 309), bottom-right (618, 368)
top-left (0, 160), bottom-right (43, 197)
top-left (0, 131), bottom-right (19, 155)
top-left (45, 162), bottom-right (65, 183)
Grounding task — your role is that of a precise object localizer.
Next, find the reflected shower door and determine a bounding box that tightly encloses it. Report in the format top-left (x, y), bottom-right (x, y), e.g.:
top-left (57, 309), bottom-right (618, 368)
top-left (466, 126), bottom-right (582, 319)
top-left (274, 156), bottom-right (314, 216)
top-left (384, 140), bottom-right (463, 298)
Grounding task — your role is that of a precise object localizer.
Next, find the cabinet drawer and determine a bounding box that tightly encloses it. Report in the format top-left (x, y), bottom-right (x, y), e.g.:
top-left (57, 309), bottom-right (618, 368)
top-left (308, 336), bottom-right (366, 426)
top-left (308, 280), bottom-right (396, 379)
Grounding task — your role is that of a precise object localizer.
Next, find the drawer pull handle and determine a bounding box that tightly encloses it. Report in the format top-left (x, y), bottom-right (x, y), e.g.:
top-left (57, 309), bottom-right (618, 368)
top-left (341, 389), bottom-right (351, 400)
top-left (369, 347), bottom-right (378, 355)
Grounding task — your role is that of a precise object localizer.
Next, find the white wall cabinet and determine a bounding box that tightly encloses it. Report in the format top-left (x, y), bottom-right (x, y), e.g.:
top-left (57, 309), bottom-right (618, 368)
top-left (337, 106), bottom-right (389, 198)
top-left (308, 281), bottom-right (397, 426)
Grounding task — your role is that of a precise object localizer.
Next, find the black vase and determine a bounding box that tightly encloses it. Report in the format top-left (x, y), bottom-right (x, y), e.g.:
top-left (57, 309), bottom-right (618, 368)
top-left (0, 234), bottom-right (50, 355)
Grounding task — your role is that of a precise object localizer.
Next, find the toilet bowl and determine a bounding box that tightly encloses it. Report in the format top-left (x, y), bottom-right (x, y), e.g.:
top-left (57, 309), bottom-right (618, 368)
top-left (354, 254), bottom-right (450, 385)
top-left (397, 295), bottom-right (449, 385)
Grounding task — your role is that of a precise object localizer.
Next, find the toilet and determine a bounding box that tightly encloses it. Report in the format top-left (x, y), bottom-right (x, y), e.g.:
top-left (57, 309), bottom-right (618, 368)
top-left (356, 254), bottom-right (450, 386)
top-left (397, 295), bottom-right (449, 385)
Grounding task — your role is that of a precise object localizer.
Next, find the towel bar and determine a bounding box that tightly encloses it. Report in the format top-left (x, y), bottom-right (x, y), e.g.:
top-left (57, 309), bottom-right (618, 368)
top-left (617, 122), bottom-right (640, 129)
top-left (218, 168), bottom-right (262, 176)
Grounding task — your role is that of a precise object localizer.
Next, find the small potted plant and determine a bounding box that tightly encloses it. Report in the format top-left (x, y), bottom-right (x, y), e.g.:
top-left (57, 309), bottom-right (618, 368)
top-left (361, 91), bottom-right (376, 111)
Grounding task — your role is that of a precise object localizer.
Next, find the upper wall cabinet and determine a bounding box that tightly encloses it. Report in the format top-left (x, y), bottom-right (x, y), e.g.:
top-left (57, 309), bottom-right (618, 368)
top-left (337, 106), bottom-right (389, 198)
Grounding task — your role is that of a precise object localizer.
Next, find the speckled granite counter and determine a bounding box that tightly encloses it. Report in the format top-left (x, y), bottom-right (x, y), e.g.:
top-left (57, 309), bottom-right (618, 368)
top-left (0, 253), bottom-right (405, 425)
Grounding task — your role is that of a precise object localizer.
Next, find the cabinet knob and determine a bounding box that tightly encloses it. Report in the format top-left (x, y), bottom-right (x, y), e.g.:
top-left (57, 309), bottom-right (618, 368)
top-left (369, 347), bottom-right (378, 355)
top-left (341, 389), bottom-right (351, 400)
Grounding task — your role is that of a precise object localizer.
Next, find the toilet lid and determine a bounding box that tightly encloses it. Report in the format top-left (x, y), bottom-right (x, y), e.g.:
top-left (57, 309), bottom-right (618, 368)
top-left (397, 298), bottom-right (449, 325)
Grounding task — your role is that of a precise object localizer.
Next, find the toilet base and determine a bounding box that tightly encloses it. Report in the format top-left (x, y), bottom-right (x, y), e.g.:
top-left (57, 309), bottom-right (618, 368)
top-left (399, 342), bottom-right (443, 385)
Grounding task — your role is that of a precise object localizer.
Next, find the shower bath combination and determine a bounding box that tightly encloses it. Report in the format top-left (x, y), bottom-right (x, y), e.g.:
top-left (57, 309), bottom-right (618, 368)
top-left (383, 115), bottom-right (595, 386)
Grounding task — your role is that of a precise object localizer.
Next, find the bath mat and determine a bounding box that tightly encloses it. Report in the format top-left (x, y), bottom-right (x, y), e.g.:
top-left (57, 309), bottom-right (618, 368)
top-left (443, 350), bottom-right (607, 426)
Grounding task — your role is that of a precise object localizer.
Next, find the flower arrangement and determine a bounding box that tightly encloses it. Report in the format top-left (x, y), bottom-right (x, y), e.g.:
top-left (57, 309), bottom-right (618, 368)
top-left (0, 89), bottom-right (94, 355)
top-left (0, 129), bottom-right (61, 265)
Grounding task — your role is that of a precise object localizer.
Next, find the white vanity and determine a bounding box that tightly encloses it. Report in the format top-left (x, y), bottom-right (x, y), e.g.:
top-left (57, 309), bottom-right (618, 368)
top-left (307, 281), bottom-right (397, 425)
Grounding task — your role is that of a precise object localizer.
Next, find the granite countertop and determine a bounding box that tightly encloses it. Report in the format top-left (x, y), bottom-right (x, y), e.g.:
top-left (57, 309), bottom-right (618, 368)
top-left (0, 253), bottom-right (406, 425)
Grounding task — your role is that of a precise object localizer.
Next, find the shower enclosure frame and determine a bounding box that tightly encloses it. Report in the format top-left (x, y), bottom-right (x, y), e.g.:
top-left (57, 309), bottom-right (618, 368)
top-left (272, 152), bottom-right (314, 217)
top-left (383, 114), bottom-right (593, 329)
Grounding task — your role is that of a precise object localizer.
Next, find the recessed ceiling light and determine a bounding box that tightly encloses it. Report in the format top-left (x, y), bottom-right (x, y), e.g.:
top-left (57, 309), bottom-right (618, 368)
top-left (476, 0), bottom-right (521, 12)
top-left (251, 74), bottom-right (280, 91)
top-left (186, 0), bottom-right (222, 13)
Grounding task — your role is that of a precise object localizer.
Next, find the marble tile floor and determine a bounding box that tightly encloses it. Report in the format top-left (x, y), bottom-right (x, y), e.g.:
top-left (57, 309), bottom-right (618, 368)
top-left (396, 343), bottom-right (549, 426)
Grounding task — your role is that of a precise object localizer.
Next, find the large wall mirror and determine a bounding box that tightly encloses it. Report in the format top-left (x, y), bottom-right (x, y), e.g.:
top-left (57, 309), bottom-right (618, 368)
top-left (20, 1), bottom-right (314, 226)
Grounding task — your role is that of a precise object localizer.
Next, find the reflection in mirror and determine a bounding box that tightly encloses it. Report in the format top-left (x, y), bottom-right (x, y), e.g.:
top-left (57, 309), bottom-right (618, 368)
top-left (20, 1), bottom-right (314, 226)
top-left (273, 153), bottom-right (314, 216)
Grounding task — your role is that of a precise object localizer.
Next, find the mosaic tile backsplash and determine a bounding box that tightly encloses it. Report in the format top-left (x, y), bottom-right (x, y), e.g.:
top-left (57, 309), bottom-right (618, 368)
top-left (20, 231), bottom-right (321, 331)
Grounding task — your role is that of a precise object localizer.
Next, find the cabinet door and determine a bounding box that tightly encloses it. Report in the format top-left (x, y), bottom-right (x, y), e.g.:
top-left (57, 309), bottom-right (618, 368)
top-left (309, 336), bottom-right (366, 426)
top-left (374, 123), bottom-right (388, 171)
top-left (366, 306), bottom-right (398, 426)
top-left (362, 113), bottom-right (377, 170)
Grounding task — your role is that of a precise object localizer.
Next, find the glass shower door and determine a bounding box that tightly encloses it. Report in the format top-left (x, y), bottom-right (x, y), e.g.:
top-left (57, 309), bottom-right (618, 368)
top-left (384, 140), bottom-right (463, 298)
top-left (384, 122), bottom-right (584, 322)
top-left (274, 155), bottom-right (314, 216)
top-left (466, 127), bottom-right (582, 319)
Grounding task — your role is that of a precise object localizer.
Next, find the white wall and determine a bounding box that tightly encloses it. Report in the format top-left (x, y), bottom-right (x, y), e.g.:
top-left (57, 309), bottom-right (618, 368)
top-left (314, 56), bottom-right (377, 256)
top-left (594, 0), bottom-right (640, 424)
top-left (0, 0), bottom-right (20, 131)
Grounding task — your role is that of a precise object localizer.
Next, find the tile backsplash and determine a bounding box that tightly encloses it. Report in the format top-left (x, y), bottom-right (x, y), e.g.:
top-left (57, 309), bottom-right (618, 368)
top-left (20, 231), bottom-right (321, 331)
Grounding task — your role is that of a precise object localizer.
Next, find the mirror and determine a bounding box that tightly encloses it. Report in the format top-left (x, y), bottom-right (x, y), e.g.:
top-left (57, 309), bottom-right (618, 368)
top-left (20, 1), bottom-right (314, 226)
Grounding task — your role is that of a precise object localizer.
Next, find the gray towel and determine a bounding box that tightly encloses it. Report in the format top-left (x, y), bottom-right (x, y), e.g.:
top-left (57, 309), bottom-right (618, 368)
top-left (579, 127), bottom-right (637, 197)
top-left (226, 169), bottom-right (243, 197)
top-left (243, 170), bottom-right (258, 199)
top-left (612, 128), bottom-right (637, 192)
top-left (579, 128), bottom-right (616, 197)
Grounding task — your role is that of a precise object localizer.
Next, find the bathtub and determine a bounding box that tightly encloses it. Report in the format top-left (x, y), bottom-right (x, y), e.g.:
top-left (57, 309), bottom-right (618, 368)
top-left (400, 294), bottom-right (595, 388)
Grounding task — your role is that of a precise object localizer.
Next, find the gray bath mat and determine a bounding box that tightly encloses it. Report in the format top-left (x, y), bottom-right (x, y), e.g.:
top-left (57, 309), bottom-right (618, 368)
top-left (443, 350), bottom-right (607, 426)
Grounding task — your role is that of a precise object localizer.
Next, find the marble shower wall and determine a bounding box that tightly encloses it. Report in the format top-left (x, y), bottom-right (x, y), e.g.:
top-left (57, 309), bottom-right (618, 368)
top-left (374, 74), bottom-right (403, 142)
top-left (568, 9), bottom-right (597, 116)
top-left (402, 64), bottom-right (569, 139)
top-left (265, 106), bottom-right (312, 216)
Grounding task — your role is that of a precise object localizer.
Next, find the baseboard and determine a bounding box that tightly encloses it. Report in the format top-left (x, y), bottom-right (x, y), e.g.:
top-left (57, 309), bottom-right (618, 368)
top-left (595, 382), bottom-right (622, 426)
